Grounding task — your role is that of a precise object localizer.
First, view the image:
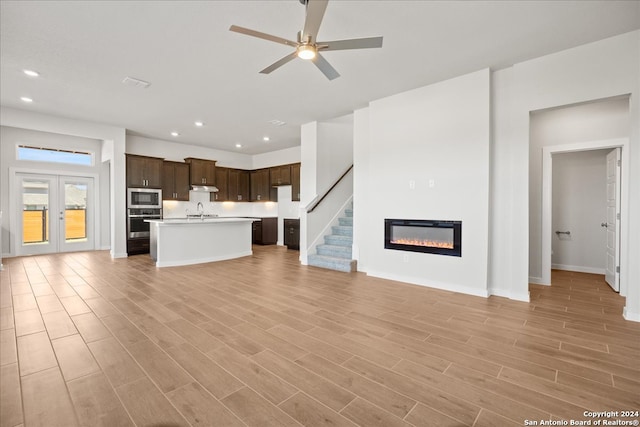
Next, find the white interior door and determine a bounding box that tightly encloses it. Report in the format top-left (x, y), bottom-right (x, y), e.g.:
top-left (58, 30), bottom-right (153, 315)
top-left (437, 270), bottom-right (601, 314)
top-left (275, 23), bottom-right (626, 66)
top-left (17, 173), bottom-right (94, 255)
top-left (605, 148), bottom-right (620, 291)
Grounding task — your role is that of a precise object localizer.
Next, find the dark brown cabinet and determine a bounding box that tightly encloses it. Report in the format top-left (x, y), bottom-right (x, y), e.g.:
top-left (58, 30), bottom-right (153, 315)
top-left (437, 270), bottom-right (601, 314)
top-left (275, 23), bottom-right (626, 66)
top-left (184, 157), bottom-right (216, 186)
top-left (126, 154), bottom-right (163, 188)
top-left (270, 165), bottom-right (291, 186)
top-left (127, 238), bottom-right (150, 255)
top-left (284, 218), bottom-right (300, 250)
top-left (252, 217), bottom-right (277, 245)
top-left (212, 167), bottom-right (229, 201)
top-left (291, 163), bottom-right (301, 201)
top-left (162, 161), bottom-right (190, 201)
top-left (250, 168), bottom-right (271, 201)
top-left (228, 169), bottom-right (250, 202)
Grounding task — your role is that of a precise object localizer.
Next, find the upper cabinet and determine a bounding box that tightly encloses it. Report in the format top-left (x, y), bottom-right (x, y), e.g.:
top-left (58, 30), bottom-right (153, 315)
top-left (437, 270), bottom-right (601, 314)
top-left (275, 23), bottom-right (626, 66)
top-left (126, 154), bottom-right (163, 188)
top-left (228, 169), bottom-right (250, 202)
top-left (291, 163), bottom-right (301, 201)
top-left (270, 165), bottom-right (291, 186)
top-left (162, 161), bottom-right (190, 201)
top-left (184, 158), bottom-right (216, 186)
top-left (212, 167), bottom-right (229, 201)
top-left (250, 168), bottom-right (271, 201)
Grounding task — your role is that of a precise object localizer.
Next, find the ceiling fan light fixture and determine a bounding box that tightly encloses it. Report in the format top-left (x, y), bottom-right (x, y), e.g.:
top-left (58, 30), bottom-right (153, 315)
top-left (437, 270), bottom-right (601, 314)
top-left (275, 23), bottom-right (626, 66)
top-left (297, 44), bottom-right (316, 60)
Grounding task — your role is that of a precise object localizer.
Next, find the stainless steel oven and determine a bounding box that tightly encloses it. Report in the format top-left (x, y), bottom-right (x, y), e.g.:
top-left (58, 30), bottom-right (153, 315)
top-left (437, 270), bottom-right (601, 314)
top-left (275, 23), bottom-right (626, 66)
top-left (127, 208), bottom-right (162, 239)
top-left (128, 188), bottom-right (162, 209)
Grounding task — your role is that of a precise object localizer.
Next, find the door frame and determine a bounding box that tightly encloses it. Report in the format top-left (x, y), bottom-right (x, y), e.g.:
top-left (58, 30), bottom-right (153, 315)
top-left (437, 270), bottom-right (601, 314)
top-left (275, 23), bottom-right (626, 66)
top-left (9, 167), bottom-right (100, 256)
top-left (541, 138), bottom-right (629, 296)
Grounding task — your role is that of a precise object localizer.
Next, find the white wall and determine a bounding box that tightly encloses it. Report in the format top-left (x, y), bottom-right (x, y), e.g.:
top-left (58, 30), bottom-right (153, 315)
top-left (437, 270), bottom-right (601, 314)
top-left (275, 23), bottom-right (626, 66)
top-left (551, 150), bottom-right (609, 274)
top-left (126, 134), bottom-right (253, 169)
top-left (252, 146), bottom-right (300, 170)
top-left (529, 97), bottom-right (630, 281)
top-left (316, 116), bottom-right (354, 196)
top-left (354, 68), bottom-right (491, 296)
top-left (501, 30), bottom-right (640, 320)
top-left (353, 107), bottom-right (371, 267)
top-left (0, 126), bottom-right (105, 255)
top-left (488, 67), bottom-right (525, 299)
top-left (0, 107), bottom-right (127, 258)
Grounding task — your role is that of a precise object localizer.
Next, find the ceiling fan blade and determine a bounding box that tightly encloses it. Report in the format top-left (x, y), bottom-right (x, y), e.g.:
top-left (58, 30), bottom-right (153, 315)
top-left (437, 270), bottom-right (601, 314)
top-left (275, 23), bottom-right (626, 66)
top-left (260, 52), bottom-right (299, 74)
top-left (229, 25), bottom-right (298, 48)
top-left (320, 36), bottom-right (383, 51)
top-left (311, 52), bottom-right (340, 80)
top-left (302, 0), bottom-right (328, 41)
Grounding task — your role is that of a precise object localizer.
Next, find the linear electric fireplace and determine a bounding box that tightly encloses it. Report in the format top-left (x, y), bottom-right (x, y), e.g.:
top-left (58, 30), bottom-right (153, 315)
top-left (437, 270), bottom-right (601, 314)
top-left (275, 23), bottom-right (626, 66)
top-left (385, 219), bottom-right (462, 257)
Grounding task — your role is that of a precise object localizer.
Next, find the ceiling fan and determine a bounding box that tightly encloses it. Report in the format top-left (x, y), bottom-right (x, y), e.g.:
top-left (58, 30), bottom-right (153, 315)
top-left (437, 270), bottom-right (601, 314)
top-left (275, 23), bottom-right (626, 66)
top-left (229, 0), bottom-right (383, 81)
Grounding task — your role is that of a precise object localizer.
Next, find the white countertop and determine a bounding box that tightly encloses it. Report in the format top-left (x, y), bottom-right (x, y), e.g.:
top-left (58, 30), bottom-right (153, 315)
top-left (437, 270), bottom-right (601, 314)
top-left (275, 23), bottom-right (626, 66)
top-left (146, 217), bottom-right (257, 225)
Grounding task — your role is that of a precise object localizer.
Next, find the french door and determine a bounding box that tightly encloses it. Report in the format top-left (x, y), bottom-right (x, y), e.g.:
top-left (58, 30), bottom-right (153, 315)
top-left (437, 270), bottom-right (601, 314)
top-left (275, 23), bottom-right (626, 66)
top-left (17, 173), bottom-right (95, 255)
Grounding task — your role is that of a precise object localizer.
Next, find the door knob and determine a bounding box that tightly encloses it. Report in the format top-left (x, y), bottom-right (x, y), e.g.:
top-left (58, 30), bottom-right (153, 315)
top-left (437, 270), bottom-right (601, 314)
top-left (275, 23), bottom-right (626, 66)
top-left (601, 222), bottom-right (608, 228)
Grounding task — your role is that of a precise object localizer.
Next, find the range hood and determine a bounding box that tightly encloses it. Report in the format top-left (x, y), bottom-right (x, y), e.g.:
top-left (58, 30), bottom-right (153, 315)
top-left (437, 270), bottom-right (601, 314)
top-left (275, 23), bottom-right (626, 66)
top-left (191, 185), bottom-right (219, 192)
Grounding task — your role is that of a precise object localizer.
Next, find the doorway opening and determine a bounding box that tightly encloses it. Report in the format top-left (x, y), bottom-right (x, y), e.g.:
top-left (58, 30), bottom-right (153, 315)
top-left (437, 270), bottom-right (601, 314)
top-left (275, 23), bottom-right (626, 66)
top-left (542, 138), bottom-right (629, 296)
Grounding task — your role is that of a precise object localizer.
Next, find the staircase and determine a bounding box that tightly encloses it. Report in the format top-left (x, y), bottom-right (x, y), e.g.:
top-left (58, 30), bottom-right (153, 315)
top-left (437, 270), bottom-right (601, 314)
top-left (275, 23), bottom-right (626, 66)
top-left (307, 205), bottom-right (357, 273)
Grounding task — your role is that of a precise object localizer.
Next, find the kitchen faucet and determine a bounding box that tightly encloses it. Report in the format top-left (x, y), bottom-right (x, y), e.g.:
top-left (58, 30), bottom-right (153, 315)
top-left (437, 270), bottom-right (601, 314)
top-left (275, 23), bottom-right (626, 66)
top-left (197, 202), bottom-right (204, 218)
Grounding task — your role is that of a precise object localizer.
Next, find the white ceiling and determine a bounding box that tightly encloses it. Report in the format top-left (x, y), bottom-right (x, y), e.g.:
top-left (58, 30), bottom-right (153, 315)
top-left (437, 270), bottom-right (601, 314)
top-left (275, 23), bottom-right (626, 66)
top-left (1, 1), bottom-right (639, 155)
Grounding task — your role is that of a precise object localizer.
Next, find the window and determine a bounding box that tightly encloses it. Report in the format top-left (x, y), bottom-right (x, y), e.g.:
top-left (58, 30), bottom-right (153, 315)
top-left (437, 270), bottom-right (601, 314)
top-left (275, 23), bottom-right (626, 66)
top-left (17, 145), bottom-right (93, 166)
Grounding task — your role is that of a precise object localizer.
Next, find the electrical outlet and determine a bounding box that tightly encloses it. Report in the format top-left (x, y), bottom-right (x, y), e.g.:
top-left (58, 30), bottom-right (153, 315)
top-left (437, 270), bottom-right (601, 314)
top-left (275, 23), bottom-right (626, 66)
top-left (409, 180), bottom-right (415, 190)
top-left (403, 254), bottom-right (409, 263)
top-left (428, 179), bottom-right (435, 188)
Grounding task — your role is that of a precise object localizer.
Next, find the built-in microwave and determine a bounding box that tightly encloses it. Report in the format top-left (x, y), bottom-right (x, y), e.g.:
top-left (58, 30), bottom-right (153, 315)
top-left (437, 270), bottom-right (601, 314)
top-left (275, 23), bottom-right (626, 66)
top-left (128, 188), bottom-right (162, 209)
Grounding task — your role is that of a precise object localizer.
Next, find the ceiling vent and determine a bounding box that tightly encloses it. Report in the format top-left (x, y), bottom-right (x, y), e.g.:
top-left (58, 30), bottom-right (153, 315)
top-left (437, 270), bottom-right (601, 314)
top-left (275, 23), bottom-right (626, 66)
top-left (122, 76), bottom-right (151, 89)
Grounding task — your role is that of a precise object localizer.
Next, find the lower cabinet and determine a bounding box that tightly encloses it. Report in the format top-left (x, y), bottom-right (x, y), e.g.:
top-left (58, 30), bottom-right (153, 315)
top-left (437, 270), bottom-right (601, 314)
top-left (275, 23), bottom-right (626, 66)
top-left (252, 217), bottom-right (277, 245)
top-left (127, 238), bottom-right (150, 255)
top-left (284, 218), bottom-right (300, 250)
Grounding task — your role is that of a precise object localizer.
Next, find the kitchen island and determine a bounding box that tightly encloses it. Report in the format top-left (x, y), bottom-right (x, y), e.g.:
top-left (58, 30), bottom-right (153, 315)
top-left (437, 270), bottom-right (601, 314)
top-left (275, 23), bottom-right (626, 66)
top-left (146, 217), bottom-right (255, 267)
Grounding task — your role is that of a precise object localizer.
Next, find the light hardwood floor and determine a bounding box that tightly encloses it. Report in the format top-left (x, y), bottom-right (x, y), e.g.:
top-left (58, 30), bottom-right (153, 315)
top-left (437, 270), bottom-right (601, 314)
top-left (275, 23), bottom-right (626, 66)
top-left (1, 246), bottom-right (638, 427)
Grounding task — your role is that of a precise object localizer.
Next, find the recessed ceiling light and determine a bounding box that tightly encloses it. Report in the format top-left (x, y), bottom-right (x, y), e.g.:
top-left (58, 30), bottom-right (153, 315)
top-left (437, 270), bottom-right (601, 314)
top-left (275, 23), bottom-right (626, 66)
top-left (122, 76), bottom-right (151, 89)
top-left (171, 131), bottom-right (180, 137)
top-left (263, 136), bottom-right (270, 142)
top-left (194, 121), bottom-right (204, 127)
top-left (235, 143), bottom-right (242, 148)
top-left (23, 69), bottom-right (40, 77)
top-left (20, 97), bottom-right (33, 103)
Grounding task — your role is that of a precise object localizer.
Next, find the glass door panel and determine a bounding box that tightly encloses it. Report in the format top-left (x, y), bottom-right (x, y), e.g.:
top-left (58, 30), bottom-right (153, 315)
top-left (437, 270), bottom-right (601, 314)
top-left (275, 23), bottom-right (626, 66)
top-left (64, 182), bottom-right (87, 241)
top-left (22, 179), bottom-right (50, 245)
top-left (18, 175), bottom-right (58, 255)
top-left (59, 177), bottom-right (93, 252)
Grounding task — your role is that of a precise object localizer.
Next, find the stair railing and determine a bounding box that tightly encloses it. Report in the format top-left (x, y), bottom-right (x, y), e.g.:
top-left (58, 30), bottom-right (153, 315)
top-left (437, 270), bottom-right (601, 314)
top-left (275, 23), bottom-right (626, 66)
top-left (307, 164), bottom-right (353, 213)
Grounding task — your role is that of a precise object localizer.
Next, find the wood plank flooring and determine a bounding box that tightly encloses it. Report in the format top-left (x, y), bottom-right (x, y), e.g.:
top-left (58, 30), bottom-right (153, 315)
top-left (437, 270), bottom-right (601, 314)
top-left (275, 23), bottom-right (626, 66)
top-left (1, 246), bottom-right (638, 427)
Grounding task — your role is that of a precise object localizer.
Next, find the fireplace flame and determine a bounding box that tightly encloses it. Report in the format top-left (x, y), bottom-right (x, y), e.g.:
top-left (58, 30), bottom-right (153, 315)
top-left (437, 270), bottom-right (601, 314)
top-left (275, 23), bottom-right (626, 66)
top-left (391, 238), bottom-right (454, 249)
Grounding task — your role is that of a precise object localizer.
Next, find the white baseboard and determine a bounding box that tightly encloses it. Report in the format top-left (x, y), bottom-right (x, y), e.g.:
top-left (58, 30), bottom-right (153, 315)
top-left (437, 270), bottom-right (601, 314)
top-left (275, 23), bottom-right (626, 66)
top-left (623, 307), bottom-right (640, 323)
top-left (366, 269), bottom-right (490, 298)
top-left (489, 287), bottom-right (530, 302)
top-left (529, 276), bottom-right (550, 286)
top-left (551, 264), bottom-right (605, 275)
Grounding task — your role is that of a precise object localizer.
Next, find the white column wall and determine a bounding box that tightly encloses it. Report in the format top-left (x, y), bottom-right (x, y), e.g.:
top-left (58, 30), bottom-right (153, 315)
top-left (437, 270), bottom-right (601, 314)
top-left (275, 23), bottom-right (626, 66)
top-left (353, 107), bottom-right (371, 267)
top-left (508, 30), bottom-right (640, 319)
top-left (354, 68), bottom-right (491, 296)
